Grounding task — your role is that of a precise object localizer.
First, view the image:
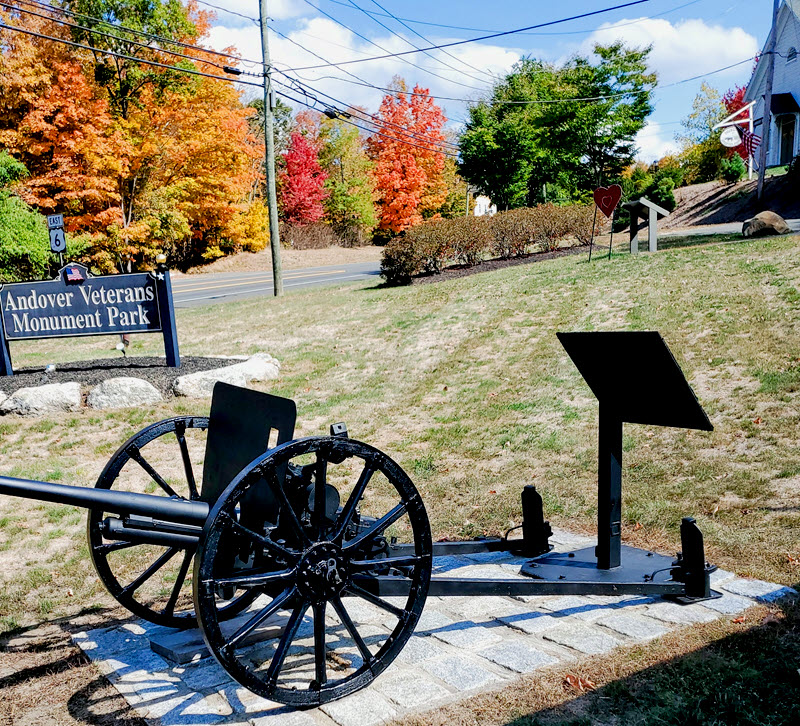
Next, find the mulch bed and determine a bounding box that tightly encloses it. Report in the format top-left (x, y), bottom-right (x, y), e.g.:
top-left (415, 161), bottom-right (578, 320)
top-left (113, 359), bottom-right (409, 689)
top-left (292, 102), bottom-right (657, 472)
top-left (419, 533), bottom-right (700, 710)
top-left (411, 245), bottom-right (589, 285)
top-left (0, 356), bottom-right (235, 397)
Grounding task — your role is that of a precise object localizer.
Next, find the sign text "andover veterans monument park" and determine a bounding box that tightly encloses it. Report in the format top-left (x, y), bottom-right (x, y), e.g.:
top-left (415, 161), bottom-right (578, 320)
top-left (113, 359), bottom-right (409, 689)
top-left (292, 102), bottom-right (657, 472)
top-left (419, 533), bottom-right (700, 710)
top-left (0, 263), bottom-right (180, 375)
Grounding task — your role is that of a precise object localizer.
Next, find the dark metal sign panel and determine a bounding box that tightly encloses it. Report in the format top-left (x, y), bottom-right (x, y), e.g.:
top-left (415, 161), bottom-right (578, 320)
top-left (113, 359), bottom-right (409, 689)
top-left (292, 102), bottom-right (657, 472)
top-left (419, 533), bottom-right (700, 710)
top-left (0, 264), bottom-right (161, 340)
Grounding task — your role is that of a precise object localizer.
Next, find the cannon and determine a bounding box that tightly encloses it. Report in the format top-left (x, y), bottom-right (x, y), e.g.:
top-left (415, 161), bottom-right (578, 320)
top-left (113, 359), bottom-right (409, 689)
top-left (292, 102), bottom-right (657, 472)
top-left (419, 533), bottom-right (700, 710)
top-left (0, 332), bottom-right (719, 708)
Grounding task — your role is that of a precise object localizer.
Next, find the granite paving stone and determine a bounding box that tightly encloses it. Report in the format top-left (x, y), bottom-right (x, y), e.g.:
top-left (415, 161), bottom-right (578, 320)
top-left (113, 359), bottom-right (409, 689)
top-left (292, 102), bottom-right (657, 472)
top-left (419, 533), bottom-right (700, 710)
top-left (540, 596), bottom-right (618, 622)
top-left (499, 610), bottom-right (564, 635)
top-left (544, 623), bottom-right (622, 655)
top-left (598, 613), bottom-right (670, 641)
top-left (478, 641), bottom-right (560, 673)
top-left (646, 602), bottom-right (719, 625)
top-left (423, 655), bottom-right (504, 691)
top-left (320, 690), bottom-right (396, 726)
top-left (430, 620), bottom-right (505, 649)
top-left (699, 593), bottom-right (756, 615)
top-left (375, 672), bottom-right (452, 708)
top-left (720, 578), bottom-right (797, 603)
top-left (394, 634), bottom-right (447, 664)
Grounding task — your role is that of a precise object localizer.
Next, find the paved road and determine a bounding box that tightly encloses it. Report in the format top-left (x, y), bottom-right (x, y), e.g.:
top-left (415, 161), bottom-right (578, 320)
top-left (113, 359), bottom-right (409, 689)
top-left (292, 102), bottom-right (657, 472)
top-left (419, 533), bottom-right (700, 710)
top-left (170, 261), bottom-right (381, 308)
top-left (661, 218), bottom-right (800, 237)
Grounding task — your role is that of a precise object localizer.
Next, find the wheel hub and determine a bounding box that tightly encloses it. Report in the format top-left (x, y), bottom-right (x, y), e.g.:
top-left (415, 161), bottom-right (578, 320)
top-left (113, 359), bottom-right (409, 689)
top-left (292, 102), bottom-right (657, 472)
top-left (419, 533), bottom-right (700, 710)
top-left (297, 542), bottom-right (349, 600)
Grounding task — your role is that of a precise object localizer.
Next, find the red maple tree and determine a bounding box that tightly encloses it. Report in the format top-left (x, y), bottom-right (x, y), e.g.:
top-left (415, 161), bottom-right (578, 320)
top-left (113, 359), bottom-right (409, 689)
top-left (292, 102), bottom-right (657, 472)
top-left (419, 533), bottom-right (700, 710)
top-left (279, 130), bottom-right (329, 224)
top-left (368, 81), bottom-right (447, 234)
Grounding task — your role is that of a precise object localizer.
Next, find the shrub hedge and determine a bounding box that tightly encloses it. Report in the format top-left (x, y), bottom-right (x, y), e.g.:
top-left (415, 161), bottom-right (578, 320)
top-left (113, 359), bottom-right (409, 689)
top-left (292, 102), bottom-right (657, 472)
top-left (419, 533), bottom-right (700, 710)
top-left (381, 203), bottom-right (598, 285)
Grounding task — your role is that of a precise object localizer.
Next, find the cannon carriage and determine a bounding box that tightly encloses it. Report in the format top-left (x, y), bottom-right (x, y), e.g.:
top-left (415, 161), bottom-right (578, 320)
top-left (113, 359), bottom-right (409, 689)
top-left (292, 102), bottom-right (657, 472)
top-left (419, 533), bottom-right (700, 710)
top-left (0, 332), bottom-right (719, 708)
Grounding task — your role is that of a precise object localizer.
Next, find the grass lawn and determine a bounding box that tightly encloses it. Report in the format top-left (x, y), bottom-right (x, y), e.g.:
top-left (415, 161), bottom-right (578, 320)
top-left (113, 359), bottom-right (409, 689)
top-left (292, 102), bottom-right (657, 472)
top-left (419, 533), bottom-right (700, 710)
top-left (1, 234), bottom-right (799, 724)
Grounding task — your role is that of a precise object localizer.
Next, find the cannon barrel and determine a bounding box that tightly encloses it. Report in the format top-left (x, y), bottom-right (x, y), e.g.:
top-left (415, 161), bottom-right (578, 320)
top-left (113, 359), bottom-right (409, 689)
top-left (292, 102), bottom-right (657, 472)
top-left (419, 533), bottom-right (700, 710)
top-left (0, 475), bottom-right (209, 526)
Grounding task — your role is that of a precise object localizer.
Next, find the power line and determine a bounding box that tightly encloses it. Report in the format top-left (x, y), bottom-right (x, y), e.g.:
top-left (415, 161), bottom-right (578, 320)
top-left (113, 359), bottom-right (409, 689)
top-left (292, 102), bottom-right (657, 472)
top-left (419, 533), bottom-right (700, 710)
top-left (273, 72), bottom-right (459, 150)
top-left (16, 0), bottom-right (259, 65)
top-left (297, 0), bottom-right (491, 91)
top-left (344, 0), bottom-right (493, 87)
top-left (2, 1), bottom-right (236, 73)
top-left (363, 0), bottom-right (496, 80)
top-left (285, 0), bottom-right (656, 71)
top-left (274, 85), bottom-right (459, 157)
top-left (0, 19), bottom-right (263, 87)
top-left (195, 0), bottom-right (257, 24)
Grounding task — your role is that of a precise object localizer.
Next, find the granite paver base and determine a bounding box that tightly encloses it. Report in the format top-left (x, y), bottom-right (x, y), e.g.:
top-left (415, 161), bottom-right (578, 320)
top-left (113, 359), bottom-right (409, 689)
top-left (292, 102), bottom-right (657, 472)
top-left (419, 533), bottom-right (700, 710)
top-left (72, 529), bottom-right (796, 726)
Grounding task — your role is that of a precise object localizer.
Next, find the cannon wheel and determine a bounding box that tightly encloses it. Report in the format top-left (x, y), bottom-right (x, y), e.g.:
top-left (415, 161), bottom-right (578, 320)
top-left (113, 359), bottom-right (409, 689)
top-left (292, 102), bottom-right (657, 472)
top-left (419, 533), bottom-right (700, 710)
top-left (88, 416), bottom-right (256, 629)
top-left (195, 436), bottom-right (432, 707)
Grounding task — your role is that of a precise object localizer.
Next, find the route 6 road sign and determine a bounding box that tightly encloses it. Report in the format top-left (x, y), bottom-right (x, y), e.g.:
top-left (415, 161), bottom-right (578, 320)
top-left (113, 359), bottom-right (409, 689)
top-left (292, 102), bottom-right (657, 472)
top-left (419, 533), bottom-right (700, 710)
top-left (47, 214), bottom-right (64, 230)
top-left (49, 228), bottom-right (66, 253)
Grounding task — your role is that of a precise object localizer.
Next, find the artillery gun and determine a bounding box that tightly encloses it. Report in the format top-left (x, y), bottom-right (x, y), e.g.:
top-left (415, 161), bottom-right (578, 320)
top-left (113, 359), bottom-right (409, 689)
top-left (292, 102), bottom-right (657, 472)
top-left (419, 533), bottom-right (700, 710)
top-left (0, 332), bottom-right (718, 707)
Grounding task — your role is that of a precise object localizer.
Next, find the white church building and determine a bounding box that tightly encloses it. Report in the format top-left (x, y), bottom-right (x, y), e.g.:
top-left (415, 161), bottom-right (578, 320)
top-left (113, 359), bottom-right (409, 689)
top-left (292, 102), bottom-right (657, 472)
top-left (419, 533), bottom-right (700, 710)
top-left (745, 0), bottom-right (800, 167)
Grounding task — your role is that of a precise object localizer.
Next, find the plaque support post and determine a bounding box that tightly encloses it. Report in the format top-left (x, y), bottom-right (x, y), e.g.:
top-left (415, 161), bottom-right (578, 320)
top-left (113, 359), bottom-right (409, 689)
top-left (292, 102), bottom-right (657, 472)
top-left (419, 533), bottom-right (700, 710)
top-left (0, 332), bottom-right (12, 376)
top-left (596, 404), bottom-right (622, 569)
top-left (155, 264), bottom-right (180, 368)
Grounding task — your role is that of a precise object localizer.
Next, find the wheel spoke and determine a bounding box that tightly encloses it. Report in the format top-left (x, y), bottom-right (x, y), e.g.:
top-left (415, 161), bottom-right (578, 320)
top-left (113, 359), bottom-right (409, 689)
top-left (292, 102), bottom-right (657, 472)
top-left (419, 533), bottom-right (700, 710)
top-left (312, 601), bottom-right (327, 687)
top-left (220, 511), bottom-right (299, 563)
top-left (349, 555), bottom-right (421, 572)
top-left (174, 421), bottom-right (199, 500)
top-left (265, 600), bottom-right (308, 685)
top-left (265, 470), bottom-right (311, 549)
top-left (332, 466), bottom-right (374, 543)
top-left (225, 586), bottom-right (296, 651)
top-left (331, 597), bottom-right (373, 668)
top-left (347, 582), bottom-right (405, 619)
top-left (343, 502), bottom-right (407, 554)
top-left (162, 549), bottom-right (194, 616)
top-left (215, 568), bottom-right (295, 589)
top-left (127, 446), bottom-right (180, 498)
top-left (121, 547), bottom-right (178, 597)
top-left (313, 453), bottom-right (328, 540)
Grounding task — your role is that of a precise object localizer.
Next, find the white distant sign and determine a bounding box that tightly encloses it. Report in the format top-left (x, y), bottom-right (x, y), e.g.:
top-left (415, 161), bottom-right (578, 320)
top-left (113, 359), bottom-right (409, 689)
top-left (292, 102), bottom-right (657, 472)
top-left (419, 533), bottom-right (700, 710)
top-left (720, 126), bottom-right (742, 148)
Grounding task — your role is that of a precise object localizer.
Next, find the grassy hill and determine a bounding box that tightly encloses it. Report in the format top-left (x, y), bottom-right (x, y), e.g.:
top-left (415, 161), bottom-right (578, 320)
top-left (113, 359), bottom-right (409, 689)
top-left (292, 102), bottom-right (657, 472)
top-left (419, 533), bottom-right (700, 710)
top-left (1, 234), bottom-right (799, 725)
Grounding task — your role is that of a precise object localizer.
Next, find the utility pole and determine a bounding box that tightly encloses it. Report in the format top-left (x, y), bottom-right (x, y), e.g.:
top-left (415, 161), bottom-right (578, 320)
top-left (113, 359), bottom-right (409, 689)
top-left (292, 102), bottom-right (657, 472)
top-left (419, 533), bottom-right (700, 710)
top-left (259, 0), bottom-right (283, 296)
top-left (757, 0), bottom-right (780, 201)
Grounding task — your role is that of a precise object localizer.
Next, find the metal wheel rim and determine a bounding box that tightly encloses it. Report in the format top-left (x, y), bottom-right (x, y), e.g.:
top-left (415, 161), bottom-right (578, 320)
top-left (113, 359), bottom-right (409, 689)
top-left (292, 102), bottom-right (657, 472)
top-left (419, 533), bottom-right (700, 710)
top-left (195, 436), bottom-right (432, 707)
top-left (87, 416), bottom-right (256, 628)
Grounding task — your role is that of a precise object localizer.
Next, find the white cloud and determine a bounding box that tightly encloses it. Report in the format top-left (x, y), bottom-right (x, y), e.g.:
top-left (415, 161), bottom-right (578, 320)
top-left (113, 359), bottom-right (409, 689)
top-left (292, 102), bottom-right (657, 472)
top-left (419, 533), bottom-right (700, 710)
top-left (582, 18), bottom-right (758, 85)
top-left (202, 0), bottom-right (302, 27)
top-left (206, 17), bottom-right (522, 122)
top-left (635, 121), bottom-right (678, 163)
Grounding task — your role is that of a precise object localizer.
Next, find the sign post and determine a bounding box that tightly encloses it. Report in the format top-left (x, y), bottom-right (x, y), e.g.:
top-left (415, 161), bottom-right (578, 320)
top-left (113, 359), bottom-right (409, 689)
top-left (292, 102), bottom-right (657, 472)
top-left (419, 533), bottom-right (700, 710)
top-left (0, 262), bottom-right (181, 375)
top-left (46, 214), bottom-right (67, 265)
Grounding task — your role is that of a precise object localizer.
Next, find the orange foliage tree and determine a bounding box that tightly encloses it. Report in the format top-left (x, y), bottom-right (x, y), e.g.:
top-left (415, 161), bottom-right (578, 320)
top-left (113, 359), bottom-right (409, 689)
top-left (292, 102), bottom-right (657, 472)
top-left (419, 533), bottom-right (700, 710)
top-left (368, 79), bottom-right (448, 235)
top-left (0, 4), bottom-right (266, 272)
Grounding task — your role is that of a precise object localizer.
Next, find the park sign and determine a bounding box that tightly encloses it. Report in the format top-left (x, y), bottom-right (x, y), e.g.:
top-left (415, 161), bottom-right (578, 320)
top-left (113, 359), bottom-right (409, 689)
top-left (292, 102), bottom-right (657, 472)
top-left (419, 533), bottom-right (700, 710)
top-left (0, 262), bottom-right (180, 375)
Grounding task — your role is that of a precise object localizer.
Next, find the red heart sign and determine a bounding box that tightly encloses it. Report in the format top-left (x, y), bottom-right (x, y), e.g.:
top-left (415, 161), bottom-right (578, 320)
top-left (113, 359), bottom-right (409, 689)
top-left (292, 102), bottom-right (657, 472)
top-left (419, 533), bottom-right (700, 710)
top-left (593, 184), bottom-right (623, 218)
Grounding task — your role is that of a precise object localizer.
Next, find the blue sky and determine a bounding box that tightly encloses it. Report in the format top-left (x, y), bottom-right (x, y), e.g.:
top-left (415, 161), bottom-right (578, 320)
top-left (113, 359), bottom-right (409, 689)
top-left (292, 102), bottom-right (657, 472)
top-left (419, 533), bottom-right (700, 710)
top-left (202, 0), bottom-right (777, 162)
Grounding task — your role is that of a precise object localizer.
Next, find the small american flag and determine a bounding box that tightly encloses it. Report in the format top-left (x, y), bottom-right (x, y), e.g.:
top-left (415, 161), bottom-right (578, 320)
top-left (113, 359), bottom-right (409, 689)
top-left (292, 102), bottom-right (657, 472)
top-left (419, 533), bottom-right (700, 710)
top-left (741, 129), bottom-right (761, 158)
top-left (65, 266), bottom-right (84, 282)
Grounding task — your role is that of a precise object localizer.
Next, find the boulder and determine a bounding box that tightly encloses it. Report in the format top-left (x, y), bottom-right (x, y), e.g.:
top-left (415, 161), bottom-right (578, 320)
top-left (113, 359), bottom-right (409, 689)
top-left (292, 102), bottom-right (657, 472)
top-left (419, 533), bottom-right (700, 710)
top-left (742, 211), bottom-right (792, 238)
top-left (87, 377), bottom-right (163, 410)
top-left (0, 382), bottom-right (81, 415)
top-left (173, 353), bottom-right (280, 398)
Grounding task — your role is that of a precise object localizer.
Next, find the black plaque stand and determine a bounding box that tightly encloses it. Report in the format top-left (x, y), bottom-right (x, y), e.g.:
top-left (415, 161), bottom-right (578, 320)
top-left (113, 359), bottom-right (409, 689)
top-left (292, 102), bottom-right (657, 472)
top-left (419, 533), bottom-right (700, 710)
top-left (521, 332), bottom-right (719, 598)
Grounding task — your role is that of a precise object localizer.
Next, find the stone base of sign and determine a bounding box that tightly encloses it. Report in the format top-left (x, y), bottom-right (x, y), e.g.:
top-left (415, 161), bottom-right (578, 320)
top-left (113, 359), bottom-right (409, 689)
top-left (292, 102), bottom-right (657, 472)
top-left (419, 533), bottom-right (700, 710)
top-left (0, 381), bottom-right (82, 415)
top-left (0, 354), bottom-right (281, 415)
top-left (173, 354), bottom-right (280, 398)
top-left (72, 529), bottom-right (796, 726)
top-left (88, 377), bottom-right (163, 409)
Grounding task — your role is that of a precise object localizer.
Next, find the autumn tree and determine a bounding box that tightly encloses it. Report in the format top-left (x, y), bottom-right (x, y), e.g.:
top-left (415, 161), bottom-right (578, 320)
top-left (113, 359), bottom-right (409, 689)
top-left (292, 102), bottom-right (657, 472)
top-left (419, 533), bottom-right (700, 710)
top-left (279, 130), bottom-right (328, 225)
top-left (368, 80), bottom-right (448, 234)
top-left (0, 11), bottom-right (126, 233)
top-left (319, 113), bottom-right (377, 245)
